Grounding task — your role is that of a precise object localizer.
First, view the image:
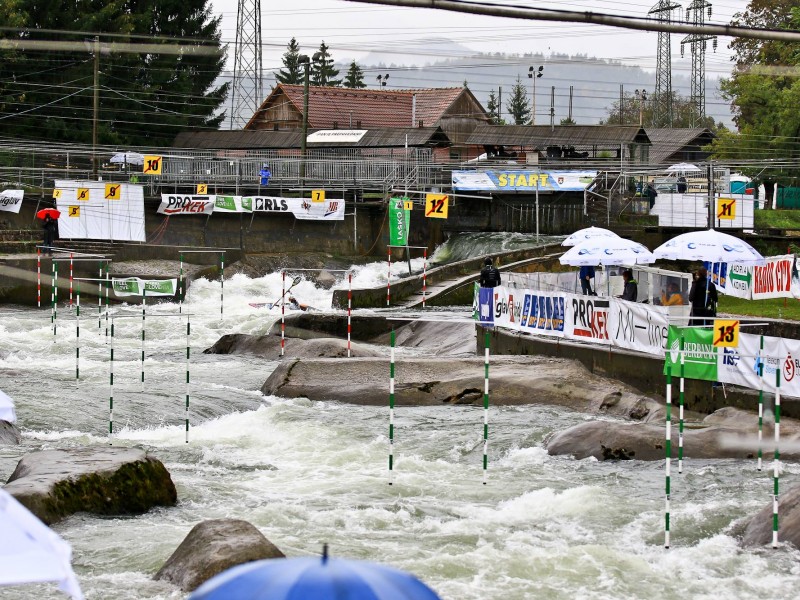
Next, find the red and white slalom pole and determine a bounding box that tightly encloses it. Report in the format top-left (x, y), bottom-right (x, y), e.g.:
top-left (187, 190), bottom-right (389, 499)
top-left (280, 270), bottom-right (286, 357)
top-left (347, 272), bottom-right (352, 358)
top-left (37, 247), bottom-right (41, 307)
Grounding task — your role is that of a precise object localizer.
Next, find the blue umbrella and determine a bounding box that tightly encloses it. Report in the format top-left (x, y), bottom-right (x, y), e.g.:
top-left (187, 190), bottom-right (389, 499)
top-left (189, 546), bottom-right (441, 600)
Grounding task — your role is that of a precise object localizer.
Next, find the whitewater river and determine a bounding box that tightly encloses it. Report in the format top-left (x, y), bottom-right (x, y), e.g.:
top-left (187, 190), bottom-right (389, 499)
top-left (2, 243), bottom-right (800, 599)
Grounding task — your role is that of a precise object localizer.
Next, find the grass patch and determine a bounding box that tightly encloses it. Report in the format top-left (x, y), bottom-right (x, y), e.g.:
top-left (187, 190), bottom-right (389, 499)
top-left (754, 209), bottom-right (800, 231)
top-left (718, 295), bottom-right (800, 321)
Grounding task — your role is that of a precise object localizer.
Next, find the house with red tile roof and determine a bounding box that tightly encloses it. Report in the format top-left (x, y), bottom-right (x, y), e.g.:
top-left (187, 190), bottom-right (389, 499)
top-left (245, 84), bottom-right (491, 160)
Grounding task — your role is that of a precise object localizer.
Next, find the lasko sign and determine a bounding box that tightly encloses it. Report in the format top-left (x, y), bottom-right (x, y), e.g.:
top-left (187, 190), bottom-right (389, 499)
top-left (158, 195), bottom-right (215, 215)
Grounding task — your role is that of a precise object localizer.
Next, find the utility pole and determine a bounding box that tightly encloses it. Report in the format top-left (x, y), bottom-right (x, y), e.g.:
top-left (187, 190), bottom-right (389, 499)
top-left (649, 0), bottom-right (680, 127)
top-left (230, 0), bottom-right (263, 129)
top-left (92, 36), bottom-right (99, 180)
top-left (682, 1), bottom-right (717, 126)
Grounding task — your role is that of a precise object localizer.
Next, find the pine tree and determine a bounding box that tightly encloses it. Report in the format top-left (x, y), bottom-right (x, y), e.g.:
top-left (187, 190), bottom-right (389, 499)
top-left (343, 60), bottom-right (366, 89)
top-left (275, 38), bottom-right (303, 85)
top-left (487, 90), bottom-right (500, 125)
top-left (506, 76), bottom-right (531, 125)
top-left (311, 41), bottom-right (341, 87)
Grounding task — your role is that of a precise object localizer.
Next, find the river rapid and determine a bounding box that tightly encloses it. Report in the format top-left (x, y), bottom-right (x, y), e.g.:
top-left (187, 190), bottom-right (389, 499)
top-left (2, 237), bottom-right (800, 600)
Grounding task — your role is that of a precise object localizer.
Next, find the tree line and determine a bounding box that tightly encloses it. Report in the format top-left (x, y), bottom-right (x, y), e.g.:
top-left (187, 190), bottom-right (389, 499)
top-left (275, 38), bottom-right (367, 89)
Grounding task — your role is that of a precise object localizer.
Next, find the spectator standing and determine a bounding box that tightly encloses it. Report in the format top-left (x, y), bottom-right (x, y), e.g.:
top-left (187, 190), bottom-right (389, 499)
top-left (479, 257), bottom-right (501, 288)
top-left (579, 265), bottom-right (596, 295)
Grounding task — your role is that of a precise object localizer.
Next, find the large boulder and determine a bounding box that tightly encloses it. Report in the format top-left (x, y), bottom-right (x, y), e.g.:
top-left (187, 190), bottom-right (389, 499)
top-left (547, 407), bottom-right (800, 461)
top-left (3, 446), bottom-right (177, 524)
top-left (0, 420), bottom-right (20, 445)
top-left (155, 519), bottom-right (285, 591)
top-left (262, 355), bottom-right (663, 417)
top-left (741, 485), bottom-right (800, 549)
top-left (205, 333), bottom-right (382, 358)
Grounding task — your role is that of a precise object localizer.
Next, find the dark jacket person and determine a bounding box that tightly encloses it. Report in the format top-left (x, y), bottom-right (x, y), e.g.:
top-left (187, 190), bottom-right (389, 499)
top-left (479, 258), bottom-right (501, 288)
top-left (689, 267), bottom-right (718, 326)
top-left (618, 270), bottom-right (638, 302)
top-left (42, 215), bottom-right (57, 254)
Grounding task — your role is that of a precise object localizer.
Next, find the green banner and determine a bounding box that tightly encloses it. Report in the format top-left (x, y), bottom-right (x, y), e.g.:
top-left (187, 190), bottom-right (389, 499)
top-left (388, 197), bottom-right (410, 246)
top-left (143, 279), bottom-right (177, 296)
top-left (241, 196), bottom-right (252, 212)
top-left (663, 325), bottom-right (718, 381)
top-left (113, 278), bottom-right (140, 295)
top-left (215, 195), bottom-right (237, 211)
top-left (112, 278), bottom-right (177, 297)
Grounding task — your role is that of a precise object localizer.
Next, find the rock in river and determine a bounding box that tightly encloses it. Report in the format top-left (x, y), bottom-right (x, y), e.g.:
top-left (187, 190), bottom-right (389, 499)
top-left (155, 519), bottom-right (285, 592)
top-left (0, 420), bottom-right (20, 445)
top-left (3, 446), bottom-right (177, 524)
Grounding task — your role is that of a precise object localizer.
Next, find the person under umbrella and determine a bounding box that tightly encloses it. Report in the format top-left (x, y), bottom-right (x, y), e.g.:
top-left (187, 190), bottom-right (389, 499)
top-left (579, 265), bottom-right (596, 295)
top-left (689, 266), bottom-right (718, 326)
top-left (42, 215), bottom-right (58, 255)
top-left (617, 269), bottom-right (638, 302)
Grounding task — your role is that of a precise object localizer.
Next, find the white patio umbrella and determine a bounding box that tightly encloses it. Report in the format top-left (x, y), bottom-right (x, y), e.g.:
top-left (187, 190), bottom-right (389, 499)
top-left (666, 162), bottom-right (701, 173)
top-left (0, 389), bottom-right (16, 422)
top-left (109, 151), bottom-right (145, 166)
top-left (652, 229), bottom-right (765, 265)
top-left (560, 237), bottom-right (655, 267)
top-left (0, 489), bottom-right (84, 599)
top-left (561, 226), bottom-right (620, 247)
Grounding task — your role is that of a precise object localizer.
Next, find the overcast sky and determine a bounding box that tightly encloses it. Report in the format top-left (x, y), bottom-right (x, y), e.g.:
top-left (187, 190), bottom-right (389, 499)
top-left (211, 0), bottom-right (752, 79)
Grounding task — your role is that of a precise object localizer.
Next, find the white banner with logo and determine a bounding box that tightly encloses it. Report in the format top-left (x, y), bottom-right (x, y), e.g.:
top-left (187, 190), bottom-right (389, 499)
top-left (452, 170), bottom-right (596, 192)
top-left (751, 254), bottom-right (793, 300)
top-left (245, 196), bottom-right (345, 221)
top-left (56, 181), bottom-right (145, 242)
top-left (564, 294), bottom-right (612, 346)
top-left (607, 298), bottom-right (670, 355)
top-left (491, 287), bottom-right (565, 337)
top-left (158, 195), bottom-right (215, 215)
top-left (0, 189), bottom-right (24, 213)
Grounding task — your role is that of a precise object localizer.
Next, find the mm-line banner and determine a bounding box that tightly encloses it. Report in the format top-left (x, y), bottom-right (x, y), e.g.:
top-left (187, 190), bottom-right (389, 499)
top-left (246, 196), bottom-right (345, 221)
top-left (451, 170), bottom-right (597, 192)
top-left (112, 278), bottom-right (178, 297)
top-left (0, 189), bottom-right (23, 213)
top-left (158, 195), bottom-right (215, 215)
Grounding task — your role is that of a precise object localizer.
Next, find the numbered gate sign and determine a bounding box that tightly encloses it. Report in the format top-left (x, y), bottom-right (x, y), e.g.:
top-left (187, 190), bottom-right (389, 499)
top-left (311, 189), bottom-right (325, 203)
top-left (713, 319), bottom-right (740, 348)
top-left (104, 183), bottom-right (121, 200)
top-left (52, 189), bottom-right (63, 199)
top-left (717, 198), bottom-right (736, 220)
top-left (196, 183), bottom-right (208, 194)
top-left (68, 206), bottom-right (80, 217)
top-left (76, 188), bottom-right (90, 201)
top-left (425, 193), bottom-right (449, 219)
top-left (403, 200), bottom-right (414, 211)
top-left (143, 155), bottom-right (163, 174)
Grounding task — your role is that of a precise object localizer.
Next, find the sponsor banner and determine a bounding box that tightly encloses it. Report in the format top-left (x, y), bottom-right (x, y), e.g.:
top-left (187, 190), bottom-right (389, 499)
top-left (724, 263), bottom-right (752, 299)
top-left (451, 170), bottom-right (596, 192)
top-left (112, 277), bottom-right (177, 297)
top-left (664, 326), bottom-right (718, 382)
top-left (214, 195), bottom-right (251, 213)
top-left (564, 294), bottom-right (611, 344)
top-left (751, 254), bottom-right (793, 300)
top-left (477, 287), bottom-right (494, 324)
top-left (158, 195), bottom-right (215, 215)
top-left (388, 197), bottom-right (410, 245)
top-left (491, 286), bottom-right (564, 337)
top-left (607, 299), bottom-right (670, 356)
top-left (0, 189), bottom-right (24, 213)
top-left (246, 196), bottom-right (344, 221)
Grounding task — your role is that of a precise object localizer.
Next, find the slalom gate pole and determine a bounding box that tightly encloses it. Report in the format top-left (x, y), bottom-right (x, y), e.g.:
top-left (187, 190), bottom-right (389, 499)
top-left (109, 319), bottom-right (114, 444)
top-left (141, 289), bottom-right (146, 391)
top-left (75, 283), bottom-right (80, 381)
top-left (219, 251), bottom-right (224, 320)
top-left (50, 261), bottom-right (55, 337)
top-left (69, 252), bottom-right (73, 307)
top-left (104, 263), bottom-right (110, 339)
top-left (758, 336), bottom-right (764, 471)
top-left (280, 271), bottom-right (286, 357)
top-left (179, 252), bottom-right (184, 314)
top-left (185, 314), bottom-right (190, 443)
top-left (347, 272), bottom-right (352, 358)
top-left (53, 260), bottom-right (58, 339)
top-left (773, 366), bottom-right (781, 548)
top-left (482, 329), bottom-right (490, 485)
top-left (389, 328), bottom-right (395, 485)
top-left (422, 248), bottom-right (427, 308)
top-left (37, 247), bottom-right (41, 307)
top-left (678, 335), bottom-right (685, 474)
top-left (386, 248), bottom-right (391, 306)
top-left (98, 262), bottom-right (103, 332)
top-left (665, 361), bottom-right (672, 549)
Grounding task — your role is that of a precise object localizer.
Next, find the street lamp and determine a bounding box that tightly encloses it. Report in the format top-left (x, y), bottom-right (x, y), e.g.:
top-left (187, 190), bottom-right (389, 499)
top-left (528, 65), bottom-right (543, 125)
top-left (634, 89), bottom-right (648, 126)
top-left (377, 73), bottom-right (389, 88)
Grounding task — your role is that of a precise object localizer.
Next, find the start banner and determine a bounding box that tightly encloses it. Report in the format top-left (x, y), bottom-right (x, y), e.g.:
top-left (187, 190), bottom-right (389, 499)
top-left (0, 189), bottom-right (23, 213)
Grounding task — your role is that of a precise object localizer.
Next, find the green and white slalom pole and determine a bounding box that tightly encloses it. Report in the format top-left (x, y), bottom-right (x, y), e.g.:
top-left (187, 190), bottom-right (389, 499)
top-left (141, 288), bottom-right (146, 391)
top-left (389, 328), bottom-right (395, 485)
top-left (220, 251), bottom-right (224, 320)
top-left (185, 313), bottom-right (191, 443)
top-left (758, 336), bottom-right (765, 471)
top-left (678, 335), bottom-right (685, 474)
top-left (104, 262), bottom-right (110, 340)
top-left (773, 365), bottom-right (781, 548)
top-left (109, 318), bottom-right (115, 444)
top-left (482, 329), bottom-right (490, 485)
top-left (98, 262), bottom-right (103, 332)
top-left (75, 282), bottom-right (80, 381)
top-left (179, 252), bottom-right (184, 314)
top-left (665, 361), bottom-right (672, 549)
